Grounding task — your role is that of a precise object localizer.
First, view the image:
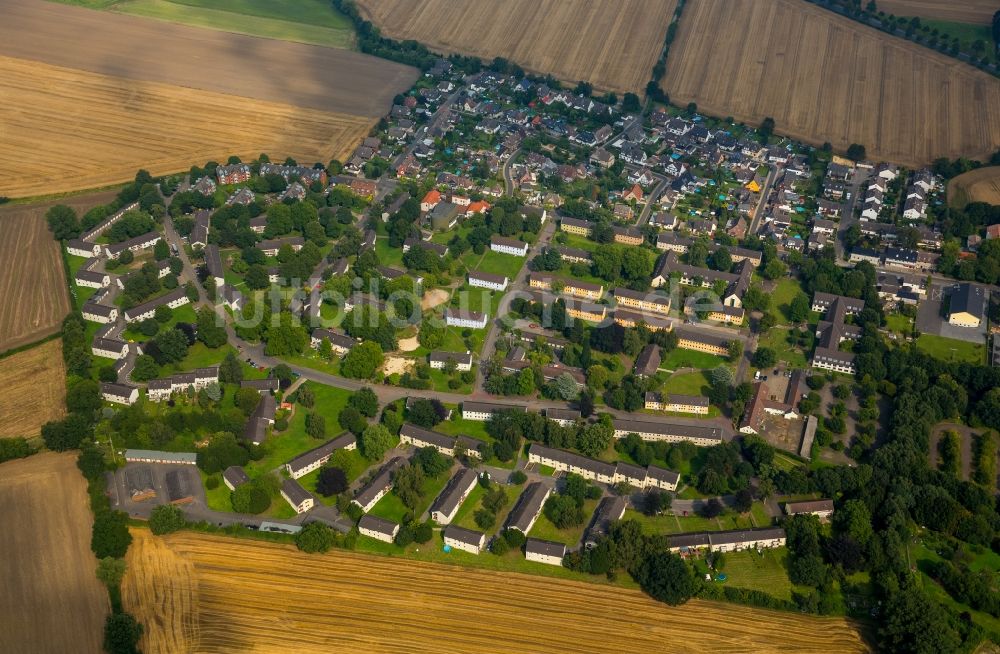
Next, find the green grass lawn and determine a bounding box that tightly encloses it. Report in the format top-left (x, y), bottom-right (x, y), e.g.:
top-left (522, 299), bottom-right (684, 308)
top-left (452, 484), bottom-right (520, 534)
top-left (361, 455), bottom-right (455, 524)
top-left (111, 0), bottom-right (355, 48)
top-left (199, 470), bottom-right (233, 512)
top-left (909, 538), bottom-right (1000, 635)
top-left (757, 326), bottom-right (812, 369)
top-left (353, 530), bottom-right (635, 587)
top-left (282, 352), bottom-right (343, 377)
top-left (771, 276), bottom-right (805, 321)
top-left (123, 302), bottom-right (199, 343)
top-left (885, 313), bottom-right (914, 335)
top-left (661, 347), bottom-right (729, 371)
top-left (245, 383), bottom-right (355, 476)
top-left (426, 367), bottom-right (474, 394)
top-left (663, 370), bottom-right (710, 395)
top-left (528, 498), bottom-right (599, 546)
top-left (374, 236), bottom-right (405, 267)
top-left (467, 249), bottom-right (528, 281)
top-left (915, 18), bottom-right (997, 65)
top-left (709, 548), bottom-right (804, 602)
top-left (915, 333), bottom-right (985, 364)
top-left (623, 508), bottom-right (758, 536)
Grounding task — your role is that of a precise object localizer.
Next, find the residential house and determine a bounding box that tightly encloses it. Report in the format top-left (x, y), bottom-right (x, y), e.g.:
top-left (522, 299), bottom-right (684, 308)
top-left (490, 235), bottom-right (529, 256)
top-left (358, 515), bottom-right (400, 543)
top-left (445, 309), bottom-right (488, 329)
top-left (280, 478), bottom-right (314, 514)
top-left (525, 539), bottom-right (566, 566)
top-left (468, 270), bottom-right (509, 291)
top-left (442, 525), bottom-right (486, 554)
top-left (506, 482), bottom-right (551, 534)
top-left (784, 499), bottom-right (835, 520)
top-left (284, 434), bottom-right (358, 479)
top-left (461, 401), bottom-right (526, 422)
top-left (430, 468), bottom-right (478, 524)
top-left (644, 393), bottom-right (710, 415)
top-left (611, 418), bottom-right (723, 446)
top-left (429, 351), bottom-right (473, 371)
top-left (352, 457), bottom-right (406, 512)
top-left (101, 382), bottom-right (139, 405)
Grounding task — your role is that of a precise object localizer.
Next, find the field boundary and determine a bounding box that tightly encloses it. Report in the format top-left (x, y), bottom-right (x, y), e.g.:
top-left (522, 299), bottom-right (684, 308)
top-left (803, 0), bottom-right (1000, 77)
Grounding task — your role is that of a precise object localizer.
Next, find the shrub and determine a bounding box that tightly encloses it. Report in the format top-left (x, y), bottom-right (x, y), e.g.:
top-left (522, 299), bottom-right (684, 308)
top-left (149, 505), bottom-right (186, 535)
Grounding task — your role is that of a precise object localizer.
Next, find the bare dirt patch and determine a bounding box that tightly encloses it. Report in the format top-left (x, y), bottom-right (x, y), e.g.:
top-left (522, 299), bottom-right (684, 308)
top-left (355, 0), bottom-right (677, 93)
top-left (125, 530), bottom-right (868, 654)
top-left (0, 197), bottom-right (78, 350)
top-left (397, 336), bottom-right (420, 352)
top-left (0, 55), bottom-right (375, 198)
top-left (662, 0), bottom-right (1000, 167)
top-left (0, 0), bottom-right (417, 116)
top-left (383, 355), bottom-right (416, 376)
top-left (0, 452), bottom-right (108, 654)
top-left (949, 166), bottom-right (1000, 208)
top-left (876, 0), bottom-right (999, 24)
top-left (421, 288), bottom-right (451, 310)
top-left (0, 340), bottom-right (66, 438)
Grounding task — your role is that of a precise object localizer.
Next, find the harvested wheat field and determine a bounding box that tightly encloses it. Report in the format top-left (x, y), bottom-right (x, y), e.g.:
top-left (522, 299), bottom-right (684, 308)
top-left (0, 198), bottom-right (76, 349)
top-left (0, 452), bottom-right (108, 654)
top-left (876, 0), bottom-right (999, 24)
top-left (0, 340), bottom-right (66, 438)
top-left (0, 0), bottom-right (417, 117)
top-left (949, 166), bottom-right (1000, 207)
top-left (355, 0), bottom-right (677, 93)
top-left (0, 56), bottom-right (374, 198)
top-left (662, 0), bottom-right (1000, 167)
top-left (123, 530), bottom-right (868, 654)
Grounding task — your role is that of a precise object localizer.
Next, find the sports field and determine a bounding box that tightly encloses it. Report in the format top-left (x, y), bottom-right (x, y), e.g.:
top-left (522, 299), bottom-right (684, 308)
top-left (124, 529), bottom-right (867, 653)
top-left (0, 453), bottom-right (108, 654)
top-left (662, 0), bottom-right (1000, 167)
top-left (355, 0), bottom-right (677, 93)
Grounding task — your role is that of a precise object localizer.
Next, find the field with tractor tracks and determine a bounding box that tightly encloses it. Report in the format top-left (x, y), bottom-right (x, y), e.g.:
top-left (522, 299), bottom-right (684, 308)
top-left (123, 529), bottom-right (868, 653)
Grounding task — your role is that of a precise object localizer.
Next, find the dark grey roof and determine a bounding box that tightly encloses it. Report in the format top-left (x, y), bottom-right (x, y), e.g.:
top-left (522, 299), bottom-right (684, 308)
top-left (469, 270), bottom-right (508, 285)
top-left (950, 283), bottom-right (986, 319)
top-left (400, 423), bottom-right (456, 450)
top-left (354, 457), bottom-right (406, 508)
top-left (545, 408), bottom-right (580, 422)
top-left (123, 288), bottom-right (187, 320)
top-left (285, 433), bottom-right (357, 476)
top-left (281, 478), bottom-right (312, 506)
top-left (634, 344), bottom-right (661, 376)
top-left (611, 418), bottom-right (722, 442)
top-left (506, 482), bottom-right (550, 532)
top-left (165, 469), bottom-right (192, 502)
top-left (358, 514), bottom-right (399, 536)
top-left (525, 538), bottom-right (567, 559)
top-left (706, 527), bottom-right (786, 546)
top-left (584, 496), bottom-right (627, 546)
top-left (645, 465), bottom-right (680, 486)
top-left (462, 401), bottom-right (526, 414)
top-left (528, 444), bottom-right (616, 478)
top-left (204, 244), bottom-right (224, 278)
top-left (241, 378), bottom-right (280, 392)
top-left (429, 350), bottom-right (472, 366)
top-left (442, 524), bottom-right (485, 547)
top-left (101, 382), bottom-right (136, 398)
top-left (784, 499), bottom-right (835, 515)
top-left (490, 235), bottom-right (528, 249)
top-left (223, 466), bottom-right (250, 488)
top-left (667, 532), bottom-right (711, 549)
top-left (430, 468), bottom-right (478, 519)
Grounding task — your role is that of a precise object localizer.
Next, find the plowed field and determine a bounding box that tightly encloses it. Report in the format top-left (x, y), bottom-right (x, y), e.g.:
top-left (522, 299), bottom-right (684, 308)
top-left (123, 530), bottom-right (868, 653)
top-left (662, 0), bottom-right (1000, 167)
top-left (0, 340), bottom-right (66, 438)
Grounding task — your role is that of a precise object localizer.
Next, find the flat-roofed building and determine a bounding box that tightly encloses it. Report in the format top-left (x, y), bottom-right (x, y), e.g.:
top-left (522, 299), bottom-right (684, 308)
top-left (644, 392), bottom-right (710, 415)
top-left (124, 450), bottom-right (197, 465)
top-left (443, 525), bottom-right (486, 554)
top-left (358, 515), bottom-right (400, 543)
top-left (611, 418), bottom-right (723, 446)
top-left (430, 468), bottom-right (478, 524)
top-left (280, 478), bottom-right (314, 514)
top-left (525, 538), bottom-right (566, 566)
top-left (506, 482), bottom-right (551, 534)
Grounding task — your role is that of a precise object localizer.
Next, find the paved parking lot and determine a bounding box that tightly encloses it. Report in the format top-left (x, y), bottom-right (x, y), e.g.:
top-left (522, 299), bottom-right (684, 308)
top-left (916, 282), bottom-right (986, 344)
top-left (107, 462), bottom-right (207, 519)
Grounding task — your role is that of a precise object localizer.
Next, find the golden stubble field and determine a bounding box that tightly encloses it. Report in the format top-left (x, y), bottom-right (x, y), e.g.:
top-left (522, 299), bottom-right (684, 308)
top-left (662, 0), bottom-right (1000, 167)
top-left (0, 195), bottom-right (78, 351)
top-left (0, 340), bottom-right (66, 438)
top-left (355, 0), bottom-right (677, 93)
top-left (0, 56), bottom-right (375, 198)
top-left (123, 530), bottom-right (868, 654)
top-left (876, 0), bottom-right (999, 24)
top-left (0, 452), bottom-right (108, 654)
top-left (949, 166), bottom-right (1000, 207)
